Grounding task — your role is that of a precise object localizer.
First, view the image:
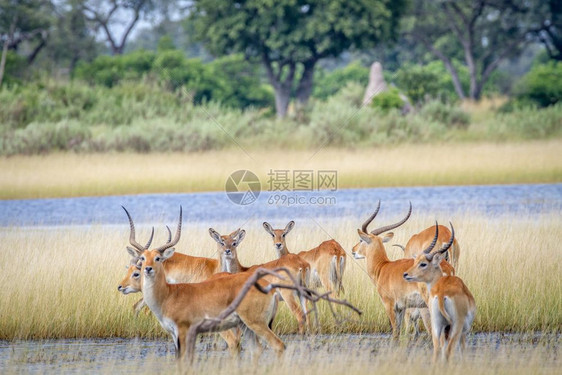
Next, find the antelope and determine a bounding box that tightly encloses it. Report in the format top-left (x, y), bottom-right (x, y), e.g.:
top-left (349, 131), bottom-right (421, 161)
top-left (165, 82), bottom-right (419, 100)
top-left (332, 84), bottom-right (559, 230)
top-left (262, 221), bottom-right (346, 295)
top-left (208, 228), bottom-right (311, 334)
top-left (119, 208), bottom-right (247, 353)
top-left (395, 223), bottom-right (460, 337)
top-left (403, 223), bottom-right (475, 362)
top-left (131, 209), bottom-right (285, 359)
top-left (122, 207), bottom-right (224, 313)
top-left (123, 207), bottom-right (221, 283)
top-left (393, 224), bottom-right (461, 269)
top-left (351, 202), bottom-right (454, 338)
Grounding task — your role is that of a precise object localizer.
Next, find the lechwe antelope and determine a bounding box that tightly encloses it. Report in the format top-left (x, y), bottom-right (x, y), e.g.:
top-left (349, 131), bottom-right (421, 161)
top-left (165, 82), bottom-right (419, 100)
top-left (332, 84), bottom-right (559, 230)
top-left (403, 223), bottom-right (475, 362)
top-left (394, 224), bottom-right (461, 269)
top-left (123, 207), bottom-right (221, 283)
top-left (351, 202), bottom-right (454, 338)
top-left (119, 208), bottom-right (246, 352)
top-left (208, 228), bottom-right (311, 334)
top-left (122, 207), bottom-right (225, 313)
top-left (137, 214), bottom-right (285, 360)
top-left (262, 221), bottom-right (346, 295)
top-left (395, 223), bottom-right (460, 337)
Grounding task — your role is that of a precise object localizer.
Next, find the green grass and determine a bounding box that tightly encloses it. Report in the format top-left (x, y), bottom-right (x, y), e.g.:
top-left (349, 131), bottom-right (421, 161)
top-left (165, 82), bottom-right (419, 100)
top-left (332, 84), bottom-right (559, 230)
top-left (0, 213), bottom-right (560, 340)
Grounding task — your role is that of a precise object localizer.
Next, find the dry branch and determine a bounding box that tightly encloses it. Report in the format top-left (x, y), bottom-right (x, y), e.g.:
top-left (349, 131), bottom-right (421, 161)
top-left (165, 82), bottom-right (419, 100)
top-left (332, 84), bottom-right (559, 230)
top-left (185, 267), bottom-right (362, 363)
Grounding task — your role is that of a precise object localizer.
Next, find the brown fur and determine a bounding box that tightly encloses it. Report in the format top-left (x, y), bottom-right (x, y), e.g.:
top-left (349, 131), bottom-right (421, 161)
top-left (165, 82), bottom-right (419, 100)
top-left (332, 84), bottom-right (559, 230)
top-left (403, 252), bottom-right (476, 362)
top-left (141, 249), bottom-right (285, 359)
top-left (209, 228), bottom-right (311, 334)
top-left (263, 221), bottom-right (346, 296)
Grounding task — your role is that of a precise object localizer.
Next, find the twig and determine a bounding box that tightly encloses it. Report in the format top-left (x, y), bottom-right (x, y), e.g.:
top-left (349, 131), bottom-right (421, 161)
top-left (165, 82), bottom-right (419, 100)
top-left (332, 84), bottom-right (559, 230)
top-left (185, 267), bottom-right (361, 363)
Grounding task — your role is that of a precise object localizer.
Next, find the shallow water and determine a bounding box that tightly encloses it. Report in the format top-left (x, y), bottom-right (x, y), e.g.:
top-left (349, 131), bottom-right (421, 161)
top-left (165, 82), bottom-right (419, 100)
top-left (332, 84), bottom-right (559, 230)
top-left (0, 333), bottom-right (559, 374)
top-left (1, 184), bottom-right (561, 226)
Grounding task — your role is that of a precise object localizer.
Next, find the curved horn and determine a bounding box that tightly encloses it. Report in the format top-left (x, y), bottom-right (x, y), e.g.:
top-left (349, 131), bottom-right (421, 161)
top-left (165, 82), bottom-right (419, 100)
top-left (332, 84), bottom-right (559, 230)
top-left (154, 206), bottom-right (182, 253)
top-left (361, 200), bottom-right (381, 233)
top-left (144, 227), bottom-right (155, 250)
top-left (392, 244), bottom-right (406, 252)
top-left (122, 206), bottom-right (145, 252)
top-left (165, 225), bottom-right (172, 243)
top-left (422, 221), bottom-right (439, 254)
top-left (371, 201), bottom-right (412, 236)
top-left (438, 222), bottom-right (455, 254)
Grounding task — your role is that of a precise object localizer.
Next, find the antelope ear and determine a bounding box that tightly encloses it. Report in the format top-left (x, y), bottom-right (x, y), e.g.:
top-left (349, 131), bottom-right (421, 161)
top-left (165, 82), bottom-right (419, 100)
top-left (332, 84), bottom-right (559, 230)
top-left (263, 222), bottom-right (274, 236)
top-left (357, 229), bottom-right (372, 244)
top-left (432, 251), bottom-right (445, 265)
top-left (209, 228), bottom-right (223, 244)
top-left (162, 248), bottom-right (175, 260)
top-left (284, 221), bottom-right (295, 235)
top-left (382, 232), bottom-right (394, 243)
top-left (127, 246), bottom-right (140, 257)
top-left (236, 229), bottom-right (246, 243)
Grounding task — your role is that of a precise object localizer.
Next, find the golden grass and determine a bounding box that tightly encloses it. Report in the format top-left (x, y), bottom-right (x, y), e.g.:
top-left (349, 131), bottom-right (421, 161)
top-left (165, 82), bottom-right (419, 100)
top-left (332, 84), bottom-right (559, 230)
top-left (0, 140), bottom-right (561, 199)
top-left (0, 213), bottom-right (560, 340)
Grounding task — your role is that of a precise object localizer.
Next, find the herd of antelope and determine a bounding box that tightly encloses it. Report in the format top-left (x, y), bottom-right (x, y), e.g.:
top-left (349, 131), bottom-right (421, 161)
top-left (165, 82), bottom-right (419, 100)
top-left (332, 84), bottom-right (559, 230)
top-left (117, 201), bottom-right (475, 363)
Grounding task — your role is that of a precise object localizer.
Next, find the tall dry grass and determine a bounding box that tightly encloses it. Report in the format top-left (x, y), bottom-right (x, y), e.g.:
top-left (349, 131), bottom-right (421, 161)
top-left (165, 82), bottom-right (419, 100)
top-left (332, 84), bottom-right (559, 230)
top-left (1, 140), bottom-right (561, 199)
top-left (0, 213), bottom-right (560, 340)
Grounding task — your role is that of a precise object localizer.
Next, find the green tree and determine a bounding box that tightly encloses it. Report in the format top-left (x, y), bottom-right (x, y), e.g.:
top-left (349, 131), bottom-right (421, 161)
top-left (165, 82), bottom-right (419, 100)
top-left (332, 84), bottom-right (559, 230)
top-left (530, 0), bottom-right (562, 61)
top-left (47, 0), bottom-right (98, 72)
top-left (0, 0), bottom-right (51, 86)
top-left (403, 0), bottom-right (534, 100)
top-left (190, 0), bottom-right (406, 117)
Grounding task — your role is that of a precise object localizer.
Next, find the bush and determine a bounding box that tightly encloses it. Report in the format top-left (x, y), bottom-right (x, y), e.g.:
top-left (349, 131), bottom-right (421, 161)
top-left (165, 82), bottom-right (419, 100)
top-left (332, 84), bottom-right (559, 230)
top-left (74, 50), bottom-right (156, 87)
top-left (395, 64), bottom-right (441, 104)
top-left (420, 101), bottom-right (470, 129)
top-left (514, 61), bottom-right (562, 108)
top-left (371, 88), bottom-right (404, 112)
top-left (313, 62), bottom-right (369, 100)
top-left (3, 120), bottom-right (91, 155)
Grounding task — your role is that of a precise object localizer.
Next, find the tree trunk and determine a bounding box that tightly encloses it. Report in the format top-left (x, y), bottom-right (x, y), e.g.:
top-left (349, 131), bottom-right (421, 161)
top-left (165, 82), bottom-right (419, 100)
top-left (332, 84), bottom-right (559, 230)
top-left (262, 55), bottom-right (296, 118)
top-left (442, 60), bottom-right (466, 100)
top-left (0, 39), bottom-right (9, 88)
top-left (0, 18), bottom-right (16, 88)
top-left (295, 59), bottom-right (316, 107)
top-left (274, 85), bottom-right (291, 118)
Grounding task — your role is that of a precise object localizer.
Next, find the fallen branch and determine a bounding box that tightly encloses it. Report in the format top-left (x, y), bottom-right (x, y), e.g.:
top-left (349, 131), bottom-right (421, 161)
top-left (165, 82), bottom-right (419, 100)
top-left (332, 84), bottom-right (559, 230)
top-left (185, 267), bottom-right (362, 363)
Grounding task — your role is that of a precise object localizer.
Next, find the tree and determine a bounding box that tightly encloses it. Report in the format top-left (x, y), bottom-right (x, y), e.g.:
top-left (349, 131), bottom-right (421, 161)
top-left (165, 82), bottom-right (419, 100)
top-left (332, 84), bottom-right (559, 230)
top-left (191, 0), bottom-right (406, 117)
top-left (82, 0), bottom-right (155, 55)
top-left (529, 0), bottom-right (562, 61)
top-left (47, 0), bottom-right (98, 72)
top-left (0, 0), bottom-right (51, 86)
top-left (403, 0), bottom-right (534, 101)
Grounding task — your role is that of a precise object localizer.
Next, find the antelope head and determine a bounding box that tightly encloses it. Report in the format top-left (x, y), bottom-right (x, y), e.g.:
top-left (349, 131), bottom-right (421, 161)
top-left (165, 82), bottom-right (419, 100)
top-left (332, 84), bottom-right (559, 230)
top-left (352, 201), bottom-right (412, 259)
top-left (209, 227), bottom-right (246, 262)
top-left (263, 220), bottom-right (294, 256)
top-left (403, 222), bottom-right (455, 283)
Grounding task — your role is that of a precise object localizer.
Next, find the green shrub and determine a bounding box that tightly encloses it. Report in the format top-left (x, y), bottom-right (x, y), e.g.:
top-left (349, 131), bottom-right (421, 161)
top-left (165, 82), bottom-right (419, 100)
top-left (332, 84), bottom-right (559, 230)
top-left (420, 100), bottom-right (470, 129)
top-left (4, 120), bottom-right (91, 155)
top-left (371, 88), bottom-right (404, 112)
top-left (313, 62), bottom-right (369, 100)
top-left (514, 61), bottom-right (562, 108)
top-left (488, 104), bottom-right (562, 139)
top-left (1, 52), bottom-right (27, 85)
top-left (395, 64), bottom-right (440, 104)
top-left (74, 50), bottom-right (156, 87)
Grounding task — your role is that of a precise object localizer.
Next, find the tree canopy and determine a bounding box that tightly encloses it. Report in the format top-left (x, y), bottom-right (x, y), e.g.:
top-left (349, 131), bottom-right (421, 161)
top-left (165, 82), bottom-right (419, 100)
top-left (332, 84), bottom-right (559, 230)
top-left (190, 0), bottom-right (406, 117)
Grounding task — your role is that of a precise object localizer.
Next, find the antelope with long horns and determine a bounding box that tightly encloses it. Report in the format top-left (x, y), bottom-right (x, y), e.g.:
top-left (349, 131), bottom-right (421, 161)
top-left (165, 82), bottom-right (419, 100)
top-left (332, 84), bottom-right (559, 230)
top-left (351, 202), bottom-right (454, 338)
